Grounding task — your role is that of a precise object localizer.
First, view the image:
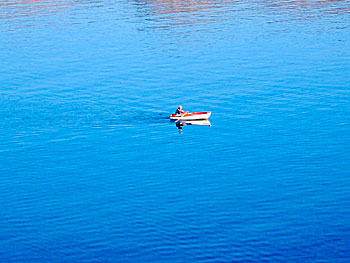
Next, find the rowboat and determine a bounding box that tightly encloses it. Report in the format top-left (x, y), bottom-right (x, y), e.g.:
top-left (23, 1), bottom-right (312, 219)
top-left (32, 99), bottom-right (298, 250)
top-left (169, 111), bottom-right (211, 120)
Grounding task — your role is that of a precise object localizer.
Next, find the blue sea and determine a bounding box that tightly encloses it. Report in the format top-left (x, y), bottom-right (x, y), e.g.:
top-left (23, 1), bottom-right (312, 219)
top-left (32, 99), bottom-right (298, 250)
top-left (0, 0), bottom-right (350, 262)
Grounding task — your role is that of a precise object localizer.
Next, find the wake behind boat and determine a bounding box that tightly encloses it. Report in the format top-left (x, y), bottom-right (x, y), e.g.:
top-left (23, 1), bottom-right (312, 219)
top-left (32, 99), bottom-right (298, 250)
top-left (169, 111), bottom-right (211, 120)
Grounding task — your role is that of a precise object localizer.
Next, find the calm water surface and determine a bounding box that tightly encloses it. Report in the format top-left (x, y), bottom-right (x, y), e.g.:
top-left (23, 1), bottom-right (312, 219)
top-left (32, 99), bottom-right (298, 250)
top-left (1, 0), bottom-right (350, 262)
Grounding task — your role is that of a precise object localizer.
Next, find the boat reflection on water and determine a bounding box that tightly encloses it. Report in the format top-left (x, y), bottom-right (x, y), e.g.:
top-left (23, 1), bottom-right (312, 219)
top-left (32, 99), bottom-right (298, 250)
top-left (175, 119), bottom-right (211, 133)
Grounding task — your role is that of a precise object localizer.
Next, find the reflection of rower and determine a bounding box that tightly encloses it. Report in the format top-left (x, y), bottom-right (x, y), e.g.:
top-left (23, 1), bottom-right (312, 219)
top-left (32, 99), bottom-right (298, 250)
top-left (178, 120), bottom-right (211, 126)
top-left (176, 120), bottom-right (183, 133)
top-left (176, 119), bottom-right (211, 133)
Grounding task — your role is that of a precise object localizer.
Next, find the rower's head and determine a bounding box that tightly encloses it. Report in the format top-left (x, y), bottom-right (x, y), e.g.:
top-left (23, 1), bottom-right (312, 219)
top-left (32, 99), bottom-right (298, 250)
top-left (178, 105), bottom-right (182, 109)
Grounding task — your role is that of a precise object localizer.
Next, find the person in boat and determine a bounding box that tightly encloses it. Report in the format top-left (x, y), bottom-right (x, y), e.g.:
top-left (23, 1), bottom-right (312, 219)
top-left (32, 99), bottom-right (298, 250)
top-left (175, 105), bottom-right (188, 115)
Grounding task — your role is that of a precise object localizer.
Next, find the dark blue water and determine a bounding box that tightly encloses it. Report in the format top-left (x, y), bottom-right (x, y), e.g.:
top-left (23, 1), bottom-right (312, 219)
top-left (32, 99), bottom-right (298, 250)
top-left (1, 0), bottom-right (350, 262)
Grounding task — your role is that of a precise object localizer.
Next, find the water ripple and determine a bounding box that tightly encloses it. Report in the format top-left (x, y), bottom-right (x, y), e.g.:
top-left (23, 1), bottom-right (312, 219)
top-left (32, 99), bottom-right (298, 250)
top-left (1, 0), bottom-right (350, 262)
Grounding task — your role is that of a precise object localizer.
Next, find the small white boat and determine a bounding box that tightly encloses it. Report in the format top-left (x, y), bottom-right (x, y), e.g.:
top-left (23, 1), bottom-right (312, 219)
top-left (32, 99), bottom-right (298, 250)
top-left (169, 111), bottom-right (211, 120)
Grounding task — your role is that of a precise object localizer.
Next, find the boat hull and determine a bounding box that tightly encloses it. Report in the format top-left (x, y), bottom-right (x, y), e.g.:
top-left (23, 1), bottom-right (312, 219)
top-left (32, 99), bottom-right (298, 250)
top-left (169, 111), bottom-right (211, 120)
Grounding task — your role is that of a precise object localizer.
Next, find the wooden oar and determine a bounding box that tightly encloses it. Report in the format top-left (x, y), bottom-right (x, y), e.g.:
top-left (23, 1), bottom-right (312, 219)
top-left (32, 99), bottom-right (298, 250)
top-left (176, 112), bottom-right (187, 123)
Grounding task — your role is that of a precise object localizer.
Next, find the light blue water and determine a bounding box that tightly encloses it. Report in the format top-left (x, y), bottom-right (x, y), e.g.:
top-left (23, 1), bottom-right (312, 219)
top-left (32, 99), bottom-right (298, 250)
top-left (1, 0), bottom-right (350, 262)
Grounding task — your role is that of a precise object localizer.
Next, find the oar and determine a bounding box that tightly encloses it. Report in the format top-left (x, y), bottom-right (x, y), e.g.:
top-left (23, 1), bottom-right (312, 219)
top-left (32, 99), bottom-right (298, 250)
top-left (176, 112), bottom-right (187, 123)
